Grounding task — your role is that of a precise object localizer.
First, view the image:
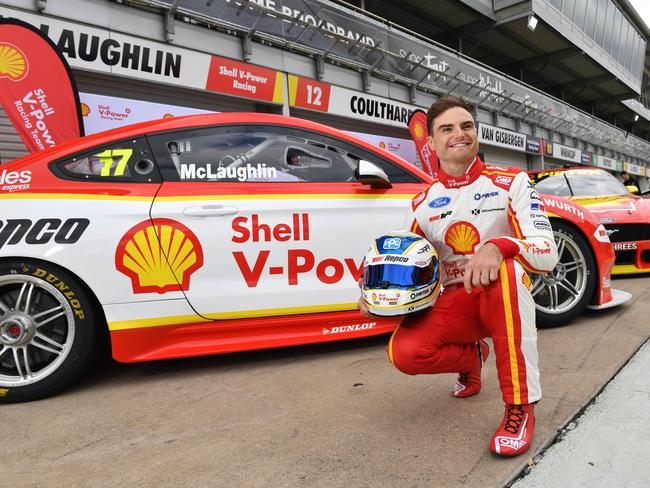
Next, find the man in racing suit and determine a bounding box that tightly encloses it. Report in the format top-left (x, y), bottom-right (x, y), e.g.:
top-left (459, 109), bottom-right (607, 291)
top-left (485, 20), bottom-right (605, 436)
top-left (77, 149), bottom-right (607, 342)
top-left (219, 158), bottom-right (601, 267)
top-left (388, 96), bottom-right (558, 456)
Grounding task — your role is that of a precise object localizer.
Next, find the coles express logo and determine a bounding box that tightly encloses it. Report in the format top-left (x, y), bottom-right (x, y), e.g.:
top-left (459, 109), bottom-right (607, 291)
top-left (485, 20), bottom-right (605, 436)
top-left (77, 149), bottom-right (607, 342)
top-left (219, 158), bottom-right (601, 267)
top-left (0, 169), bottom-right (31, 192)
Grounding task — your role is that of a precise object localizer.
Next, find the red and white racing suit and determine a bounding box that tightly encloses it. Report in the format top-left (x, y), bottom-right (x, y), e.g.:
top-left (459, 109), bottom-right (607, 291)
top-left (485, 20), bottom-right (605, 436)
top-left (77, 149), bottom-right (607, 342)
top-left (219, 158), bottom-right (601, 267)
top-left (388, 157), bottom-right (559, 404)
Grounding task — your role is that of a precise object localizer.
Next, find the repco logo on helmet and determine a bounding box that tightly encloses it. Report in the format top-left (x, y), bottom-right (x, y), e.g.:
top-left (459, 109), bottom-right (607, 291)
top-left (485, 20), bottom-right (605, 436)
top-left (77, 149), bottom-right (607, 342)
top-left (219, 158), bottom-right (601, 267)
top-left (0, 218), bottom-right (90, 249)
top-left (384, 255), bottom-right (409, 263)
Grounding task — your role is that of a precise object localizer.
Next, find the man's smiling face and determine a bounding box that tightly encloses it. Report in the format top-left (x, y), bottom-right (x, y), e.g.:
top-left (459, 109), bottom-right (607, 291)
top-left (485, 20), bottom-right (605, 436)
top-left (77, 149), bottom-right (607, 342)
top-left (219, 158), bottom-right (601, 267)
top-left (428, 106), bottom-right (479, 167)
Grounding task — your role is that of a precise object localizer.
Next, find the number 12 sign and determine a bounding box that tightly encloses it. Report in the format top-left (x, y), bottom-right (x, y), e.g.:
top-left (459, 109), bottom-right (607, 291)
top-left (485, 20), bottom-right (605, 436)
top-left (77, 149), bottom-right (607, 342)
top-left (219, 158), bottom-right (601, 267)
top-left (288, 75), bottom-right (331, 112)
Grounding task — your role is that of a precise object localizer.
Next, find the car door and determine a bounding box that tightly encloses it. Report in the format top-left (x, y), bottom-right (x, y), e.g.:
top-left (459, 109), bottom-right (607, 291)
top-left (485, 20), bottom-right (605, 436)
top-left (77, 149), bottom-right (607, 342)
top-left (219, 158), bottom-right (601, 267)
top-left (147, 122), bottom-right (425, 320)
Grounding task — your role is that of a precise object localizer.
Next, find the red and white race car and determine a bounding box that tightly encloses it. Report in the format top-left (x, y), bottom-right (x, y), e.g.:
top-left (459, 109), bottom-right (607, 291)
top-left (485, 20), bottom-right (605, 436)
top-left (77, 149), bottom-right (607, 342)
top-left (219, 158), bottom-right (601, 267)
top-left (530, 167), bottom-right (650, 275)
top-left (0, 113), bottom-right (628, 401)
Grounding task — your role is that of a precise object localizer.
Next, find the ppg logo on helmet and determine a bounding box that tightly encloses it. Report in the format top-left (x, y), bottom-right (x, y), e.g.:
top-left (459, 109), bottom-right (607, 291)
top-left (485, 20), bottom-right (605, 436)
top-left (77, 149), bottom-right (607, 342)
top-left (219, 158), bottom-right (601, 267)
top-left (383, 237), bottom-right (402, 250)
top-left (362, 231), bottom-right (441, 316)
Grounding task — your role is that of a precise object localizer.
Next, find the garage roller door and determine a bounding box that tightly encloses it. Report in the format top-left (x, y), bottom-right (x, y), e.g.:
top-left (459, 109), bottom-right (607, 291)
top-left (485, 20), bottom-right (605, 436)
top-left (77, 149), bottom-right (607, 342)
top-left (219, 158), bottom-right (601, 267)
top-left (481, 146), bottom-right (527, 171)
top-left (0, 106), bottom-right (28, 164)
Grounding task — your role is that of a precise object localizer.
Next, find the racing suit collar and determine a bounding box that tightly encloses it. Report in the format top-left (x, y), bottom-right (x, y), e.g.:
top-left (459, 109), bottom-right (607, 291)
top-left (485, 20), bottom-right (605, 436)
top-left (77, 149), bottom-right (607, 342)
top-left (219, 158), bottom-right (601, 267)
top-left (436, 156), bottom-right (484, 189)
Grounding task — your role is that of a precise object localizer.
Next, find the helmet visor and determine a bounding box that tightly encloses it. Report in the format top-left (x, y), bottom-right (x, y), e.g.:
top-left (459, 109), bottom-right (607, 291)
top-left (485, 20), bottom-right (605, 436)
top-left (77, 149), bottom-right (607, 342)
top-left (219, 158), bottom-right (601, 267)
top-left (364, 261), bottom-right (438, 289)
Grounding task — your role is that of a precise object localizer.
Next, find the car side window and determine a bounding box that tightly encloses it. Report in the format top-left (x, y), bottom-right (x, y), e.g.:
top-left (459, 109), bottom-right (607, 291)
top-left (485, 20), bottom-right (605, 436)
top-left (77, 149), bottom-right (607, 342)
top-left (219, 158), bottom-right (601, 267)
top-left (148, 125), bottom-right (421, 184)
top-left (149, 125), bottom-right (359, 183)
top-left (53, 137), bottom-right (160, 183)
top-left (533, 174), bottom-right (572, 197)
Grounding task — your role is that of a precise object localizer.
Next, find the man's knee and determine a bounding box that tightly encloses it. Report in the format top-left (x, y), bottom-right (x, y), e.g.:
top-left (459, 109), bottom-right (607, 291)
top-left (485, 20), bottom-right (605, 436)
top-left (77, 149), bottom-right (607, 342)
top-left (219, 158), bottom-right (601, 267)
top-left (388, 335), bottom-right (438, 375)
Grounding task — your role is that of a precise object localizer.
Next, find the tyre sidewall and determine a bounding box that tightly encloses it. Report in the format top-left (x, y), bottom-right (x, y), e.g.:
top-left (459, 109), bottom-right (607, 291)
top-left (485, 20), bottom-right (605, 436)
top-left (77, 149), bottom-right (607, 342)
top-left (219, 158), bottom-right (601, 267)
top-left (536, 221), bottom-right (597, 328)
top-left (0, 259), bottom-right (98, 403)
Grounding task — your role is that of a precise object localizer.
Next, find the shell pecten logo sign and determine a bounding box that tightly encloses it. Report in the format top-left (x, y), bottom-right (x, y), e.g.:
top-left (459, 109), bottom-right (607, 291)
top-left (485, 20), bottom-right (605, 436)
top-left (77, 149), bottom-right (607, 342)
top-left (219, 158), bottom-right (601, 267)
top-left (444, 221), bottom-right (480, 255)
top-left (116, 218), bottom-right (204, 294)
top-left (0, 42), bottom-right (28, 81)
top-left (413, 120), bottom-right (426, 141)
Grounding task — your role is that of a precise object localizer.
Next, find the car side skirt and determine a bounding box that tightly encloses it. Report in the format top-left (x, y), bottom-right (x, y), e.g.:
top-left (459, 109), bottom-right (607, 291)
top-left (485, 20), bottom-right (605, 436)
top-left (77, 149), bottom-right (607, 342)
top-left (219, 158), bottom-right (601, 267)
top-left (109, 310), bottom-right (401, 362)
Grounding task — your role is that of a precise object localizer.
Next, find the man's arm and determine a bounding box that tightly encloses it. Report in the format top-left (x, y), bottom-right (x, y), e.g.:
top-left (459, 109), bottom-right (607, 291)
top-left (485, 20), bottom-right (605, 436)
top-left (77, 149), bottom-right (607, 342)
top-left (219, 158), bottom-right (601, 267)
top-left (463, 171), bottom-right (559, 292)
top-left (485, 171), bottom-right (559, 273)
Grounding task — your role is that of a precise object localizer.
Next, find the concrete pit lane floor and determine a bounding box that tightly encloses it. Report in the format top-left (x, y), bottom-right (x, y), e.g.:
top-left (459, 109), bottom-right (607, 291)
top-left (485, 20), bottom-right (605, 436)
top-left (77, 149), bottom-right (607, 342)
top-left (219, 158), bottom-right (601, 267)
top-left (510, 337), bottom-right (650, 488)
top-left (3, 276), bottom-right (650, 487)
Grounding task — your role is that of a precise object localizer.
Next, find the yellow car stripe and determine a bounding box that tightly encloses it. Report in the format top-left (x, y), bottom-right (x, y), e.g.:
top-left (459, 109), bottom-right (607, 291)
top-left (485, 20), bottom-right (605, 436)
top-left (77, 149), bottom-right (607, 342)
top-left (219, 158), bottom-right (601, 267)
top-left (1, 193), bottom-right (414, 201)
top-left (612, 264), bottom-right (650, 275)
top-left (108, 302), bottom-right (358, 331)
top-left (0, 193), bottom-right (152, 201)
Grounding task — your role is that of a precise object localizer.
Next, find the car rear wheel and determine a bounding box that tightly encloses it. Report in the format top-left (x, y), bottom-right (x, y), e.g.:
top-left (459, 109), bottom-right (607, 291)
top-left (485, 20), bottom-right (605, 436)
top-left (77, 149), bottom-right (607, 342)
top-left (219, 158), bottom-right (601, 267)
top-left (0, 260), bottom-right (99, 403)
top-left (532, 220), bottom-right (596, 328)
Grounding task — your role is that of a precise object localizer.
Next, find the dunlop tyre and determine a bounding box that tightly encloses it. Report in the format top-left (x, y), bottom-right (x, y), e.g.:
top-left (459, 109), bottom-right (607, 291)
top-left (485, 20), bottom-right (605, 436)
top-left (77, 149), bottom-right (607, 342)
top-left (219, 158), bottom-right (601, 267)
top-left (0, 259), bottom-right (98, 403)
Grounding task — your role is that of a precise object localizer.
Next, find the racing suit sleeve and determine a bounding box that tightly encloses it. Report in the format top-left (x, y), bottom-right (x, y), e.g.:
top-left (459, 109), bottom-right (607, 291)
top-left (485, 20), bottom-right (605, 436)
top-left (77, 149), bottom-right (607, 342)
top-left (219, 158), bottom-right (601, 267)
top-left (404, 189), bottom-right (427, 237)
top-left (487, 172), bottom-right (559, 273)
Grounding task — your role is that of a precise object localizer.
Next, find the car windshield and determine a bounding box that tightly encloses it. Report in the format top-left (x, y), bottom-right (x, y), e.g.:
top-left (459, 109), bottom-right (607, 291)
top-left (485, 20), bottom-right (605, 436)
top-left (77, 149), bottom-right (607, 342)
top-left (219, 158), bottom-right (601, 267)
top-left (534, 169), bottom-right (629, 197)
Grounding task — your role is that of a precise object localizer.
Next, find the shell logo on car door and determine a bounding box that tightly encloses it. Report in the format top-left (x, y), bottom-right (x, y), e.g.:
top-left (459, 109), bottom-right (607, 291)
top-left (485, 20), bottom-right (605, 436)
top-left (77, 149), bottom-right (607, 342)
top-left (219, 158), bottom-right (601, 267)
top-left (116, 218), bottom-right (204, 294)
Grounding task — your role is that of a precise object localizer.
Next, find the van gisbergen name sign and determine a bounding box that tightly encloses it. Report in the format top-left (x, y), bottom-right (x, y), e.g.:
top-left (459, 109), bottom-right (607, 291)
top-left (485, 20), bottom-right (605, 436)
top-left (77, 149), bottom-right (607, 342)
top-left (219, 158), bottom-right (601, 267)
top-left (478, 123), bottom-right (526, 152)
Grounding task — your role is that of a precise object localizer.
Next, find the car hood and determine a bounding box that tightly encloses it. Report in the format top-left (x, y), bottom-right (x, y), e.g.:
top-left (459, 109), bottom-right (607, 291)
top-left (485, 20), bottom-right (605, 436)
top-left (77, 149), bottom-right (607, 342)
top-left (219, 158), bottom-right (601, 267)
top-left (570, 194), bottom-right (650, 225)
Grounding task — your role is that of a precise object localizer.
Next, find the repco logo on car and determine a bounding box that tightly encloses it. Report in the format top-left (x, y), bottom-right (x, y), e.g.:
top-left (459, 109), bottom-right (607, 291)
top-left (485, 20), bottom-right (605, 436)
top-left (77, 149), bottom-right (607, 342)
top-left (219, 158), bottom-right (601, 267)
top-left (0, 219), bottom-right (90, 249)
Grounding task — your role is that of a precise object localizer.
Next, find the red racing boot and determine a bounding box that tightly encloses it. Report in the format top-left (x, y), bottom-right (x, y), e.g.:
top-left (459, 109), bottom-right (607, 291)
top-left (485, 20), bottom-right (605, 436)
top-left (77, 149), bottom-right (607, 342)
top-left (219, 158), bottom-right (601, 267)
top-left (490, 403), bottom-right (535, 457)
top-left (452, 340), bottom-right (489, 398)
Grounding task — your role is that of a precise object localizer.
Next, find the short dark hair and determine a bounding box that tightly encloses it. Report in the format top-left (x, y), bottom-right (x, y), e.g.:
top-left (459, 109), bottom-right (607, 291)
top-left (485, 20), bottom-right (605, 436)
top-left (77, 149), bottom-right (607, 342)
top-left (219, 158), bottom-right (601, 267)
top-left (621, 170), bottom-right (629, 176)
top-left (426, 96), bottom-right (475, 133)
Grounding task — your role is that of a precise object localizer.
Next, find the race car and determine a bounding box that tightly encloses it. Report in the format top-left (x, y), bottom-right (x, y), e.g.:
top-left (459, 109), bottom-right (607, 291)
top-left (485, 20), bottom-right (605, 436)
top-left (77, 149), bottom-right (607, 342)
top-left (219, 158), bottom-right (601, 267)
top-left (530, 167), bottom-right (650, 275)
top-left (0, 113), bottom-right (628, 402)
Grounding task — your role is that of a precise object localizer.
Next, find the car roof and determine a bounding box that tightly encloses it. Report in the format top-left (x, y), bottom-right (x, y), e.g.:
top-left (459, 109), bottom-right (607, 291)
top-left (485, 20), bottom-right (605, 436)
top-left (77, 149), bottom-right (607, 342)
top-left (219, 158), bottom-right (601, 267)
top-left (527, 166), bottom-right (607, 176)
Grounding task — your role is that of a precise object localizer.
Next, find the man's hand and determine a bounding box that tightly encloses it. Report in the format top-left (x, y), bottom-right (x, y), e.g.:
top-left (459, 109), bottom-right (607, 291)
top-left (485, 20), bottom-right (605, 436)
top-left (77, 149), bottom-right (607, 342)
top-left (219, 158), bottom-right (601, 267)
top-left (463, 243), bottom-right (503, 293)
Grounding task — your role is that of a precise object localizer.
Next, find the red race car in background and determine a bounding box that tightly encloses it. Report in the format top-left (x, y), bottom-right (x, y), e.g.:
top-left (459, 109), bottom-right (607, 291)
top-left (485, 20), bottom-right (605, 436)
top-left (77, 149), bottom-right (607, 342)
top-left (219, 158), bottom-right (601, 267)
top-left (530, 167), bottom-right (650, 275)
top-left (0, 113), bottom-right (629, 402)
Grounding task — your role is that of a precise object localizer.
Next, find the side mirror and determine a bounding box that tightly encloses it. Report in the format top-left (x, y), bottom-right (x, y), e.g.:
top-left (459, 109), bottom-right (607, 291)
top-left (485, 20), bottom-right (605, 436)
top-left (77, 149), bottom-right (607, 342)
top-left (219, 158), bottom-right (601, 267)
top-left (626, 185), bottom-right (639, 194)
top-left (357, 160), bottom-right (392, 189)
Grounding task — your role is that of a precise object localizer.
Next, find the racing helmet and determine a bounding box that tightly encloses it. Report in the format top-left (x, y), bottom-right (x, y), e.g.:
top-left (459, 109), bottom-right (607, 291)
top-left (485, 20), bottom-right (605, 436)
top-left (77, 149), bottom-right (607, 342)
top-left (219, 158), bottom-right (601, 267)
top-left (362, 231), bottom-right (440, 316)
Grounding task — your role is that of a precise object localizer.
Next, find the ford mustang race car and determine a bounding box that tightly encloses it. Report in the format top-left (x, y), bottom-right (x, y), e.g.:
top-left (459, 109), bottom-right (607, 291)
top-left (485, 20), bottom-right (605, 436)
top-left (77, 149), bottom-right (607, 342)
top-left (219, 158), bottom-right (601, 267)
top-left (530, 167), bottom-right (650, 275)
top-left (0, 113), bottom-right (627, 402)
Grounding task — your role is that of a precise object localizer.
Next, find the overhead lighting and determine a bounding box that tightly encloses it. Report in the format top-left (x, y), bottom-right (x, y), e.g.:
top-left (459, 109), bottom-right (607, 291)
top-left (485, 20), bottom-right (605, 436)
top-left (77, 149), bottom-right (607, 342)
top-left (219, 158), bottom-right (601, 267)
top-left (527, 13), bottom-right (538, 32)
top-left (634, 114), bottom-right (639, 122)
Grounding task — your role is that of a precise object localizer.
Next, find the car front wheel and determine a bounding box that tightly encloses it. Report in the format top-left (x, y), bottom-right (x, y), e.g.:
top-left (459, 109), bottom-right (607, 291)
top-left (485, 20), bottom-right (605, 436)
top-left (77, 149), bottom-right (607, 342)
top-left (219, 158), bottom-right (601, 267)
top-left (531, 220), bottom-right (596, 328)
top-left (0, 260), bottom-right (99, 402)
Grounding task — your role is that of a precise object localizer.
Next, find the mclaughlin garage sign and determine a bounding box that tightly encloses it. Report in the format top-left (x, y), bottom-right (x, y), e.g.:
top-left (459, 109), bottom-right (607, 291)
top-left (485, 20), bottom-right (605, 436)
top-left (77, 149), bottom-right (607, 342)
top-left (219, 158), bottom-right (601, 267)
top-left (0, 7), bottom-right (286, 106)
top-left (0, 7), bottom-right (211, 90)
